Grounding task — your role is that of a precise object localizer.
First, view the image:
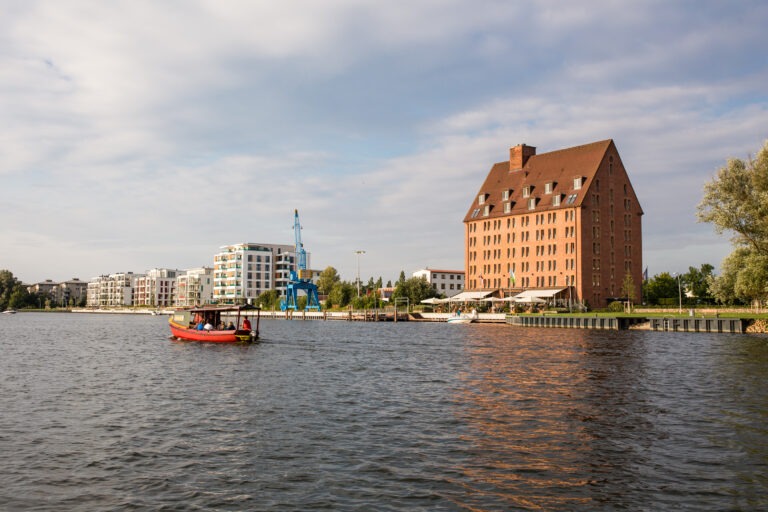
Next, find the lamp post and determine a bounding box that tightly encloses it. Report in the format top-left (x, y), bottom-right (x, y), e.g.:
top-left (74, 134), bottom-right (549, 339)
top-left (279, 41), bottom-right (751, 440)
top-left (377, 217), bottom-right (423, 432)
top-left (354, 250), bottom-right (366, 297)
top-left (673, 272), bottom-right (682, 314)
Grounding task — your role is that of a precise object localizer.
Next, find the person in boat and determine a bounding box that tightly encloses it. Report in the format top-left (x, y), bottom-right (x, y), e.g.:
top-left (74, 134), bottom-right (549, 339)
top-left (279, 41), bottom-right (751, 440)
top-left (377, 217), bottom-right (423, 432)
top-left (204, 321), bottom-right (213, 331)
top-left (227, 321), bottom-right (236, 330)
top-left (196, 321), bottom-right (204, 331)
top-left (242, 318), bottom-right (252, 331)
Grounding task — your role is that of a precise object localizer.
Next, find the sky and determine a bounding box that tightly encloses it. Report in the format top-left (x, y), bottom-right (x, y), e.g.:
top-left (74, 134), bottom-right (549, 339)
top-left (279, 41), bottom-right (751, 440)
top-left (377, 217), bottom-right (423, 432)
top-left (2, 0), bottom-right (767, 285)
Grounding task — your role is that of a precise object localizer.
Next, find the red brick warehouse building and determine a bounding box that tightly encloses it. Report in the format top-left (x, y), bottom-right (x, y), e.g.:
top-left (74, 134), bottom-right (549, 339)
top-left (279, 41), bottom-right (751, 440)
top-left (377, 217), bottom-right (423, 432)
top-left (463, 139), bottom-right (643, 308)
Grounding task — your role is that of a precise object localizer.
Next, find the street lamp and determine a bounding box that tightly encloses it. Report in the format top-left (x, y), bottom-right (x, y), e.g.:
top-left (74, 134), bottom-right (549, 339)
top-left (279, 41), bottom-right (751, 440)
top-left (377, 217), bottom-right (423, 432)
top-left (673, 272), bottom-right (682, 314)
top-left (354, 250), bottom-right (366, 297)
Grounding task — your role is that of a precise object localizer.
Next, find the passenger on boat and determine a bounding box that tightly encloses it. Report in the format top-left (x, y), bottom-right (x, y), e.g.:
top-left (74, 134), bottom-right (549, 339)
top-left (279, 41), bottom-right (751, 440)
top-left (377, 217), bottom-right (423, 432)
top-left (196, 321), bottom-right (204, 331)
top-left (227, 321), bottom-right (236, 330)
top-left (204, 322), bottom-right (213, 331)
top-left (243, 318), bottom-right (252, 331)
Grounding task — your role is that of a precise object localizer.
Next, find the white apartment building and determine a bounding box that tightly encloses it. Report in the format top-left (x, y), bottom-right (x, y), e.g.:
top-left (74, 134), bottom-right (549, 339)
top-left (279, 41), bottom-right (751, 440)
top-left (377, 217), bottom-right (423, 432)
top-left (176, 267), bottom-right (214, 307)
top-left (412, 268), bottom-right (465, 296)
top-left (133, 268), bottom-right (179, 307)
top-left (213, 243), bottom-right (296, 304)
top-left (86, 272), bottom-right (140, 307)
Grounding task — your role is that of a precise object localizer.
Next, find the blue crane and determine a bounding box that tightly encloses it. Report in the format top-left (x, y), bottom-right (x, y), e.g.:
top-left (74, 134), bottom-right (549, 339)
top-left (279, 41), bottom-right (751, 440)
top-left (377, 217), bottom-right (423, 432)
top-left (281, 209), bottom-right (321, 311)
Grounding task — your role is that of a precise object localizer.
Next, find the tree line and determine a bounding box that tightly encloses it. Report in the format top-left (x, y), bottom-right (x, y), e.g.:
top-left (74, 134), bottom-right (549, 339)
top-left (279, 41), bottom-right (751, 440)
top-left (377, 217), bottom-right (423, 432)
top-left (251, 267), bottom-right (438, 310)
top-left (0, 270), bottom-right (76, 310)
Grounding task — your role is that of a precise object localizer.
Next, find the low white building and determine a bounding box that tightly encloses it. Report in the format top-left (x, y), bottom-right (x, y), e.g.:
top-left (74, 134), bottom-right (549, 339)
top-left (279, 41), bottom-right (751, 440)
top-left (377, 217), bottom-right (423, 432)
top-left (412, 268), bottom-right (465, 296)
top-left (134, 268), bottom-right (180, 307)
top-left (176, 267), bottom-right (214, 307)
top-left (87, 272), bottom-right (140, 307)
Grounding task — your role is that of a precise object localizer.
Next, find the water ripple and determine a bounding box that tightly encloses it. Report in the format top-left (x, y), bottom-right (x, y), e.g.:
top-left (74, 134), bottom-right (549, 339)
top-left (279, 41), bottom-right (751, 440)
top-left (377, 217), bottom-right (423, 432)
top-left (1, 314), bottom-right (767, 510)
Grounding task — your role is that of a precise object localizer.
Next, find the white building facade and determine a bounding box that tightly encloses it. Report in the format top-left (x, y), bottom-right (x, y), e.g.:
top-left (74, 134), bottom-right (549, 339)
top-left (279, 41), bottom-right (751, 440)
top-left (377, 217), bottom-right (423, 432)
top-left (86, 272), bottom-right (140, 307)
top-left (412, 268), bottom-right (465, 297)
top-left (213, 243), bottom-right (297, 304)
top-left (176, 267), bottom-right (214, 307)
top-left (133, 268), bottom-right (179, 307)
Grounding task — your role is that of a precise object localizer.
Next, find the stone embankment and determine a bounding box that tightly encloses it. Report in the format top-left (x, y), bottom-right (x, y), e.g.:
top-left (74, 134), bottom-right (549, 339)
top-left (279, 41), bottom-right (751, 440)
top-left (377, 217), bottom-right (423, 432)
top-left (746, 319), bottom-right (768, 333)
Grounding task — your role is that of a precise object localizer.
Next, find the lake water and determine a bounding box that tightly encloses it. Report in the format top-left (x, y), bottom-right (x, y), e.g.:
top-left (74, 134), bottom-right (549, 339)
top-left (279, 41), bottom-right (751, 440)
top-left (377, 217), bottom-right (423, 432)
top-left (1, 312), bottom-right (767, 511)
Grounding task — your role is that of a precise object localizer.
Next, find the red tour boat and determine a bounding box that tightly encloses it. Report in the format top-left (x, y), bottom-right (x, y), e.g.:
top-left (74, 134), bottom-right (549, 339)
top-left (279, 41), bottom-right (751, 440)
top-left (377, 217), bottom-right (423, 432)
top-left (169, 304), bottom-right (261, 343)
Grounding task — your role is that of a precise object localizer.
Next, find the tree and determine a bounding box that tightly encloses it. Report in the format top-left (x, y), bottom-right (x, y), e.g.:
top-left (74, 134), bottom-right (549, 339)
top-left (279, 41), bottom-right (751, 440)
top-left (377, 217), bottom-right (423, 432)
top-left (392, 276), bottom-right (437, 305)
top-left (316, 266), bottom-right (341, 295)
top-left (682, 264), bottom-right (715, 302)
top-left (255, 290), bottom-right (280, 310)
top-left (643, 272), bottom-right (678, 306)
top-left (698, 140), bottom-right (768, 257)
top-left (708, 248), bottom-right (768, 306)
top-left (398, 271), bottom-right (406, 284)
top-left (328, 281), bottom-right (354, 308)
top-left (698, 141), bottom-right (768, 306)
top-left (621, 271), bottom-right (636, 302)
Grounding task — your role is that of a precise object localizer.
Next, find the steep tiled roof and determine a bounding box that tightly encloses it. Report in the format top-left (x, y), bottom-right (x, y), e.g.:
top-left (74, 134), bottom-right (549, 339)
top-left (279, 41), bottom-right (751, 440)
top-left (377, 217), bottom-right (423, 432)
top-left (463, 139), bottom-right (614, 222)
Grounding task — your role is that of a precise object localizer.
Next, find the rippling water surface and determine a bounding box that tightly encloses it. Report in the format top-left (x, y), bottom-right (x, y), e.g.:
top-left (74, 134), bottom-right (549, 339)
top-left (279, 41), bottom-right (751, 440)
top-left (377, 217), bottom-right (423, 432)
top-left (1, 313), bottom-right (767, 510)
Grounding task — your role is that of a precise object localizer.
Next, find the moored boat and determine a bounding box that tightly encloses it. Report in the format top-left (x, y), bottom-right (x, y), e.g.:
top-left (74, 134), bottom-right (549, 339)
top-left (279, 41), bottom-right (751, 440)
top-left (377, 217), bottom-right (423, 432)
top-left (446, 309), bottom-right (478, 324)
top-left (169, 304), bottom-right (261, 342)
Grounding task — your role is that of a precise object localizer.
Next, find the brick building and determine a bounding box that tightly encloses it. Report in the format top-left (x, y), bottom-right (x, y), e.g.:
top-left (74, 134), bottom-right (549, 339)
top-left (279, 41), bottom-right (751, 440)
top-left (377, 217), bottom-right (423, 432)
top-left (463, 139), bottom-right (643, 308)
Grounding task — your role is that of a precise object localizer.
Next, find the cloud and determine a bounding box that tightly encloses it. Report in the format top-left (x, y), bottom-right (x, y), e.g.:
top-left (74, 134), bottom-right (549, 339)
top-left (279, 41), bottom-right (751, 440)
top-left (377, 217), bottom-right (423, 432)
top-left (1, 1), bottom-right (767, 283)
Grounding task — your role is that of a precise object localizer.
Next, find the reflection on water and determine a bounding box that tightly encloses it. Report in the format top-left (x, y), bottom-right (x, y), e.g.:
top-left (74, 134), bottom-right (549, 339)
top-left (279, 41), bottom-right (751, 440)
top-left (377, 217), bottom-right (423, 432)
top-left (454, 326), bottom-right (768, 510)
top-left (0, 314), bottom-right (767, 511)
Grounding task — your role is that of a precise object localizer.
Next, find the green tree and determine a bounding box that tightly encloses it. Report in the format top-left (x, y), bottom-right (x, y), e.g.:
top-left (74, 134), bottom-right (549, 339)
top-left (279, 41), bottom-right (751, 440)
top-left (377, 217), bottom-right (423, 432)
top-left (316, 266), bottom-right (341, 295)
top-left (698, 141), bottom-right (768, 306)
top-left (398, 271), bottom-right (406, 284)
top-left (255, 289), bottom-right (280, 310)
top-left (643, 272), bottom-right (678, 306)
top-left (708, 247), bottom-right (768, 305)
top-left (328, 281), bottom-right (355, 308)
top-left (698, 140), bottom-right (768, 257)
top-left (0, 269), bottom-right (19, 310)
top-left (621, 271), bottom-right (636, 302)
top-left (682, 264), bottom-right (715, 302)
top-left (392, 276), bottom-right (437, 305)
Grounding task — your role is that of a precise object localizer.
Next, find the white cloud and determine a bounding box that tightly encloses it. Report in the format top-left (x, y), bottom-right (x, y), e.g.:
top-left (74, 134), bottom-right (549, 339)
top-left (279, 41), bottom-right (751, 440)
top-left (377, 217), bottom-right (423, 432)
top-left (1, 1), bottom-right (767, 283)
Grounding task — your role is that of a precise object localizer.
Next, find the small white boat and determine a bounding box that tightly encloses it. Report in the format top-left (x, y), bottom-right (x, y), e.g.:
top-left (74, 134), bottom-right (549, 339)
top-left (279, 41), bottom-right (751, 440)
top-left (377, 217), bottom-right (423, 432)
top-left (2, 309), bottom-right (17, 314)
top-left (446, 309), bottom-right (478, 324)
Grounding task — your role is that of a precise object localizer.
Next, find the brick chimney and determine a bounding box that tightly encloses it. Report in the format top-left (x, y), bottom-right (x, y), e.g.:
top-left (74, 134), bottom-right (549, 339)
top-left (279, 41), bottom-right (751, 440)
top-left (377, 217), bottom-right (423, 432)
top-left (510, 144), bottom-right (536, 171)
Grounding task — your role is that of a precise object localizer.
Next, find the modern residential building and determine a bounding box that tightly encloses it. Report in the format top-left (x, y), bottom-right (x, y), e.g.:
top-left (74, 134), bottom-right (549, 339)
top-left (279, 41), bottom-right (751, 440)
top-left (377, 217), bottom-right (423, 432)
top-left (213, 243), bottom-right (312, 304)
top-left (176, 267), bottom-right (214, 307)
top-left (27, 278), bottom-right (88, 307)
top-left (412, 268), bottom-right (465, 296)
top-left (57, 279), bottom-right (89, 307)
top-left (463, 139), bottom-right (643, 308)
top-left (133, 268), bottom-right (179, 307)
top-left (86, 272), bottom-right (140, 307)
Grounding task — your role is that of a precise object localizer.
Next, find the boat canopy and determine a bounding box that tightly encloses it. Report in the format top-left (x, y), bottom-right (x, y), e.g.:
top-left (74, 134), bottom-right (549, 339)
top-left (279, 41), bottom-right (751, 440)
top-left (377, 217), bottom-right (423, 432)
top-left (188, 304), bottom-right (260, 313)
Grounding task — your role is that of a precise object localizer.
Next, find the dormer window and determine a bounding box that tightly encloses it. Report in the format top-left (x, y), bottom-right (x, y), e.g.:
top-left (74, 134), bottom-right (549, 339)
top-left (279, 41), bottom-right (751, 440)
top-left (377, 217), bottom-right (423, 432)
top-left (504, 202), bottom-right (511, 213)
top-left (483, 205), bottom-right (490, 216)
top-left (552, 194), bottom-right (561, 206)
top-left (527, 197), bottom-right (536, 210)
top-left (478, 194), bottom-right (487, 205)
top-left (573, 177), bottom-right (583, 190)
top-left (522, 186), bottom-right (531, 198)
top-left (502, 189), bottom-right (510, 201)
top-left (545, 182), bottom-right (554, 194)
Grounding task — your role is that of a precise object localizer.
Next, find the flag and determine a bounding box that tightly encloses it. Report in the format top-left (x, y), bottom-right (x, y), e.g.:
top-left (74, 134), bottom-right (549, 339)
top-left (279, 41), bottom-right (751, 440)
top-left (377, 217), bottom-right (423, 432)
top-left (643, 267), bottom-right (649, 282)
top-left (510, 269), bottom-right (516, 286)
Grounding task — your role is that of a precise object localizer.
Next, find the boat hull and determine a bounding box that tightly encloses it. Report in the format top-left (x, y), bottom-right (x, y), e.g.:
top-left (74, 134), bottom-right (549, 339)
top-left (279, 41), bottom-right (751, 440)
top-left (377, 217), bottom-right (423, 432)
top-left (169, 320), bottom-right (255, 343)
top-left (446, 317), bottom-right (474, 324)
